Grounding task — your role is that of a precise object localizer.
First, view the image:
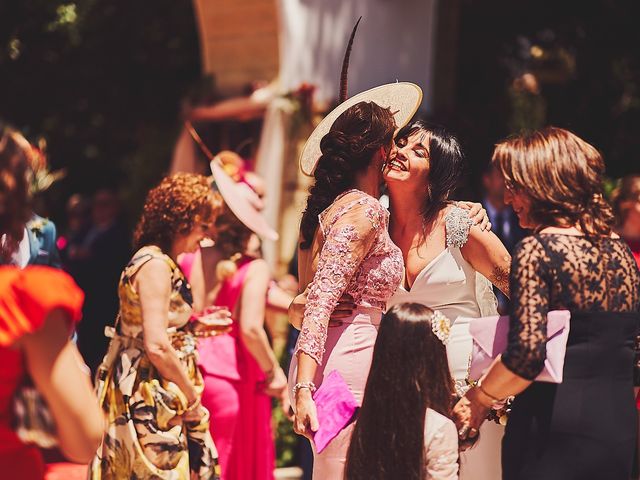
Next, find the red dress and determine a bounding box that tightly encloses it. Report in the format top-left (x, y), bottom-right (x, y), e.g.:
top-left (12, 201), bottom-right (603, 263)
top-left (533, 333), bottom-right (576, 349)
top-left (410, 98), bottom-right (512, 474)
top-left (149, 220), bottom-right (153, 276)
top-left (0, 267), bottom-right (83, 480)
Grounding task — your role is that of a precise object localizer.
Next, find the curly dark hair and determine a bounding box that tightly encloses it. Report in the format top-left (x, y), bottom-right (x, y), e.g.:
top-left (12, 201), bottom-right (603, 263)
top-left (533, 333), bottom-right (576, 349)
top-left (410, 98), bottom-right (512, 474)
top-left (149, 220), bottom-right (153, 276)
top-left (395, 120), bottom-right (464, 227)
top-left (493, 126), bottom-right (614, 236)
top-left (345, 303), bottom-right (455, 480)
top-left (0, 124), bottom-right (32, 262)
top-left (133, 173), bottom-right (222, 254)
top-left (299, 101), bottom-right (396, 249)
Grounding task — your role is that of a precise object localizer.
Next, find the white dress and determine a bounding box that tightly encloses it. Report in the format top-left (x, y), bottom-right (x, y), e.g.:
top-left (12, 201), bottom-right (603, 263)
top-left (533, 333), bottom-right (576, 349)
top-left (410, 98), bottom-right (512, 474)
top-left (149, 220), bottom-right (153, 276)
top-left (388, 206), bottom-right (503, 480)
top-left (424, 408), bottom-right (459, 479)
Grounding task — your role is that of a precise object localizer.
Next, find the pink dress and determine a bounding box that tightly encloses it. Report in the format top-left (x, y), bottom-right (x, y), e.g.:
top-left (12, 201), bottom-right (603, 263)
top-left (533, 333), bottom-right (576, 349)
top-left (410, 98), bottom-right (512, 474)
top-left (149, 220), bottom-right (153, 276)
top-left (182, 254), bottom-right (274, 480)
top-left (289, 190), bottom-right (403, 478)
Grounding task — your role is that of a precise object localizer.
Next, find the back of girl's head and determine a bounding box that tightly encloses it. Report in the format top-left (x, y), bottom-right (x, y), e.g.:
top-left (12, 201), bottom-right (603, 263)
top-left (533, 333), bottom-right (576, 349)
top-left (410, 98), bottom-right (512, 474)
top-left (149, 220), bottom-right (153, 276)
top-left (0, 124), bottom-right (32, 261)
top-left (395, 120), bottom-right (464, 225)
top-left (492, 126), bottom-right (614, 235)
top-left (345, 302), bottom-right (454, 480)
top-left (299, 101), bottom-right (395, 249)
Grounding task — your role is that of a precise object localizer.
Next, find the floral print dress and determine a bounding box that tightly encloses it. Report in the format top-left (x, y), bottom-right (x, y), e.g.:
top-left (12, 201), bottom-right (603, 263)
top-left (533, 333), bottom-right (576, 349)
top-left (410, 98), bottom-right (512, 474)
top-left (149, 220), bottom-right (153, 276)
top-left (89, 246), bottom-right (219, 480)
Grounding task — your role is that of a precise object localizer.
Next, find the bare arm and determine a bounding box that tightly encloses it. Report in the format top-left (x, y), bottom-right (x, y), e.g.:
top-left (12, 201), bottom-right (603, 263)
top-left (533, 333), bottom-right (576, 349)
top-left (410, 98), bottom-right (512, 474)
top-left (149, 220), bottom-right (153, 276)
top-left (136, 259), bottom-right (198, 405)
top-left (239, 259), bottom-right (286, 396)
top-left (461, 225), bottom-right (511, 297)
top-left (22, 310), bottom-right (104, 463)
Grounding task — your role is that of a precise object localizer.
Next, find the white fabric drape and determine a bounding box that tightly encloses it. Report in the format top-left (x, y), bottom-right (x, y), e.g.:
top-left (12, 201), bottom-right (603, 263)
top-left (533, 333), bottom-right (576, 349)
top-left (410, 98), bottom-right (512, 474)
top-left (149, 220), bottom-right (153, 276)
top-left (277, 0), bottom-right (438, 109)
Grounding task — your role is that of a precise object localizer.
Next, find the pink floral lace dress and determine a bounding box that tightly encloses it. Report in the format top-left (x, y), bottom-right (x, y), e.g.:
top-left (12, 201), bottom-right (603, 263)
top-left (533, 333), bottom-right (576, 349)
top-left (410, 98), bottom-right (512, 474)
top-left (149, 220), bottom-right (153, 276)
top-left (289, 189), bottom-right (403, 478)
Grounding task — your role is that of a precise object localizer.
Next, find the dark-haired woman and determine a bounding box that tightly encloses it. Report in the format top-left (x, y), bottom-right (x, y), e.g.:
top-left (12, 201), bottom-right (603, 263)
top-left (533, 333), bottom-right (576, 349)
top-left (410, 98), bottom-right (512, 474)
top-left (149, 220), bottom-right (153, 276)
top-left (90, 173), bottom-right (225, 479)
top-left (345, 302), bottom-right (458, 480)
top-left (386, 120), bottom-right (511, 480)
top-left (289, 98), bottom-right (408, 478)
top-left (454, 127), bottom-right (640, 479)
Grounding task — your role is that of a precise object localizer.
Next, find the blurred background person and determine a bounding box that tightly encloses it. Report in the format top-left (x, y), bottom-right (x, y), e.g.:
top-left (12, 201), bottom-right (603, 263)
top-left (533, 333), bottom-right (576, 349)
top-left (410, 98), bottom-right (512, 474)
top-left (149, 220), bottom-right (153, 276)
top-left (0, 124), bottom-right (103, 479)
top-left (89, 173), bottom-right (224, 480)
top-left (180, 158), bottom-right (286, 480)
top-left (75, 187), bottom-right (131, 375)
top-left (613, 174), bottom-right (640, 266)
top-left (58, 193), bottom-right (92, 277)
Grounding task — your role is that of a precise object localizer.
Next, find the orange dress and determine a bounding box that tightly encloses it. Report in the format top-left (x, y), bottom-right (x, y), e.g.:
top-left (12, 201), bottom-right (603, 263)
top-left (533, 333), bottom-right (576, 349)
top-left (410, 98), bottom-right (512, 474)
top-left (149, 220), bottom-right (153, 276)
top-left (0, 266), bottom-right (83, 480)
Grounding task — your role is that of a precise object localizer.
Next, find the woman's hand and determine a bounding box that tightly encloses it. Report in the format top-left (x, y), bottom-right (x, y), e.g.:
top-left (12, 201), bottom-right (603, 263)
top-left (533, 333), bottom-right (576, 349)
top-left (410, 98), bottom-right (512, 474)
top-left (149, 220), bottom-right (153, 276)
top-left (183, 402), bottom-right (207, 424)
top-left (294, 388), bottom-right (319, 439)
top-left (264, 366), bottom-right (288, 397)
top-left (457, 201), bottom-right (491, 231)
top-left (191, 306), bottom-right (232, 336)
top-left (452, 387), bottom-right (491, 450)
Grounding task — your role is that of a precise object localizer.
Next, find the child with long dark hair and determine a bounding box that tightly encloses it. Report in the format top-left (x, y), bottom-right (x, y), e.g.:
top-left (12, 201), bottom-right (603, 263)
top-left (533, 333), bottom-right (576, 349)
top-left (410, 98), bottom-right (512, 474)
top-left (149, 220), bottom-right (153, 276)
top-left (345, 302), bottom-right (459, 480)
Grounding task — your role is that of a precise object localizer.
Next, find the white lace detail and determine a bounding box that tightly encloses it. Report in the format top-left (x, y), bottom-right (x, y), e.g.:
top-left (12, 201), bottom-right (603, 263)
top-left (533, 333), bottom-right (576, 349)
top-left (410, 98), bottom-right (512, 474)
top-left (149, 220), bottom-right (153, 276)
top-left (445, 206), bottom-right (473, 248)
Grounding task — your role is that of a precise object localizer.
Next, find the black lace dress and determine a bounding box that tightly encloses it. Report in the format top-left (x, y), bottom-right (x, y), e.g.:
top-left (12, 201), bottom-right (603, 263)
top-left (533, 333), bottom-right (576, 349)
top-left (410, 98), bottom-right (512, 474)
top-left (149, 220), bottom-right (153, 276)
top-left (501, 234), bottom-right (640, 480)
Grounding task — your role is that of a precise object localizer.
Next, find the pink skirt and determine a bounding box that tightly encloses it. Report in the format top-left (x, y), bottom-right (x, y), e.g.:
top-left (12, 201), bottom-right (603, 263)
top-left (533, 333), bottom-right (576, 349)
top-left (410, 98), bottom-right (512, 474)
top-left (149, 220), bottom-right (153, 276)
top-left (288, 307), bottom-right (382, 479)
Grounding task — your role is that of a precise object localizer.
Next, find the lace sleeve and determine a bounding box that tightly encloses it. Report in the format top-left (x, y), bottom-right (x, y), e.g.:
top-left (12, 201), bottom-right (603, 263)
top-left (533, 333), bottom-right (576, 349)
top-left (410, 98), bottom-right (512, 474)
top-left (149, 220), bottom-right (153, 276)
top-left (425, 414), bottom-right (459, 480)
top-left (445, 206), bottom-right (473, 248)
top-left (295, 197), bottom-right (383, 364)
top-left (502, 236), bottom-right (551, 380)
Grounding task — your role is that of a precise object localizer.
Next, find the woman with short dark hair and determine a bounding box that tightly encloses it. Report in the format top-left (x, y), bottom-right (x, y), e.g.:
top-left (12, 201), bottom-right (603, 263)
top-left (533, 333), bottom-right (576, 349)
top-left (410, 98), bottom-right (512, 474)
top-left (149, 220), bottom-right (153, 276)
top-left (454, 127), bottom-right (640, 480)
top-left (385, 120), bottom-right (511, 480)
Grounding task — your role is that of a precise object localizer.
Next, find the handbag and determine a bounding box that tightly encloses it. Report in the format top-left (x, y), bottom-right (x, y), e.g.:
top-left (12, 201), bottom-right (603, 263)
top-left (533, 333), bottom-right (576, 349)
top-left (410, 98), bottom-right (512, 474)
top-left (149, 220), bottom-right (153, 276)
top-left (468, 310), bottom-right (571, 383)
top-left (12, 374), bottom-right (57, 448)
top-left (312, 370), bottom-right (359, 453)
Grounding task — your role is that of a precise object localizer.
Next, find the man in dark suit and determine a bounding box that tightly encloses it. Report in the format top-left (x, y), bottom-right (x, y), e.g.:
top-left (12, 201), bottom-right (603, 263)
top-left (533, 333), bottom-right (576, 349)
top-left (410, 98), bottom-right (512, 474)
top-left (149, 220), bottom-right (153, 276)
top-left (482, 164), bottom-right (528, 313)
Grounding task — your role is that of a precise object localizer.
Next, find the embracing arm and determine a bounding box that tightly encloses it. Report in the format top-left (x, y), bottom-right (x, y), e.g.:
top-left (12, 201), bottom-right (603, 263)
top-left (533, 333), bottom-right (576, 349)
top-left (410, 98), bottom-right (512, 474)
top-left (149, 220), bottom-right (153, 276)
top-left (22, 311), bottom-right (104, 462)
top-left (461, 225), bottom-right (511, 297)
top-left (136, 259), bottom-right (198, 405)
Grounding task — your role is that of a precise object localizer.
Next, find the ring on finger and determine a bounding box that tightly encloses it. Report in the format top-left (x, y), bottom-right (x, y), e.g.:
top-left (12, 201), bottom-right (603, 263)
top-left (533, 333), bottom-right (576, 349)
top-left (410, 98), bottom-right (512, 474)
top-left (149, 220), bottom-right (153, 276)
top-left (458, 426), bottom-right (469, 438)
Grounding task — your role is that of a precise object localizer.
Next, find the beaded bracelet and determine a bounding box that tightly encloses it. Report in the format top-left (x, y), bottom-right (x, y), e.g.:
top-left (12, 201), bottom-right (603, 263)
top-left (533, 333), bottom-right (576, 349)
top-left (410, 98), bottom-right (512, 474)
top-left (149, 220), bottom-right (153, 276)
top-left (293, 381), bottom-right (317, 397)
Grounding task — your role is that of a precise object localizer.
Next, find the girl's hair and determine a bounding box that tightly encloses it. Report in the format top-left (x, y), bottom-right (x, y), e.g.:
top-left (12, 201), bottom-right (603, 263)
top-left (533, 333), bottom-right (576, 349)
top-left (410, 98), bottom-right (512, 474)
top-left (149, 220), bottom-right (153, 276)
top-left (394, 120), bottom-right (464, 227)
top-left (345, 302), bottom-right (455, 480)
top-left (213, 203), bottom-right (253, 281)
top-left (133, 173), bottom-right (221, 254)
top-left (0, 124), bottom-right (33, 262)
top-left (299, 101), bottom-right (395, 249)
top-left (611, 174), bottom-right (640, 227)
top-left (492, 126), bottom-right (614, 235)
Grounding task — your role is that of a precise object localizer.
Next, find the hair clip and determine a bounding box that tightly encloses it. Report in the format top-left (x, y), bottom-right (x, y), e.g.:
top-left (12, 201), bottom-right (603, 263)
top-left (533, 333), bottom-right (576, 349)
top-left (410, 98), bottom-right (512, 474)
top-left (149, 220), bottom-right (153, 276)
top-left (430, 310), bottom-right (451, 345)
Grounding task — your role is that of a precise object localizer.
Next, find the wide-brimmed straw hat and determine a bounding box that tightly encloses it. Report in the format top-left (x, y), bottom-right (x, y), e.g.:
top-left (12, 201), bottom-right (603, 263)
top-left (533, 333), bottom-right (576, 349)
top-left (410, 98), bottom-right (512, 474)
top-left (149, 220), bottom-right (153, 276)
top-left (209, 159), bottom-right (278, 241)
top-left (299, 82), bottom-right (422, 177)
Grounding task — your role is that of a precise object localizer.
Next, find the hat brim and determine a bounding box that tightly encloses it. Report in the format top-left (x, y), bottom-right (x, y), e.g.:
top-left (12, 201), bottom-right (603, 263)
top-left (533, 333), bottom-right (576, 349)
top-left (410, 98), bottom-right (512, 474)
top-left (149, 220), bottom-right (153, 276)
top-left (210, 160), bottom-right (279, 241)
top-left (299, 82), bottom-right (423, 177)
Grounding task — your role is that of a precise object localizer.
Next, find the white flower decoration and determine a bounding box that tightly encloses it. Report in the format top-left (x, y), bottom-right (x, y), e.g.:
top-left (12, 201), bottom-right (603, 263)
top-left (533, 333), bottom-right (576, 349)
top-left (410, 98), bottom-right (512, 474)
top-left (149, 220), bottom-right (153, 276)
top-left (430, 310), bottom-right (451, 345)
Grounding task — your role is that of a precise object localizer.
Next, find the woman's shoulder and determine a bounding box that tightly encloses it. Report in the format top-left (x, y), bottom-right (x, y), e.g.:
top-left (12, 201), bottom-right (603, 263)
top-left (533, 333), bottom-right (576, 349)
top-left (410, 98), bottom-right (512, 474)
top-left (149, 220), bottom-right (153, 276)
top-left (424, 408), bottom-right (457, 445)
top-left (0, 266), bottom-right (83, 347)
top-left (322, 190), bottom-right (387, 230)
top-left (444, 204), bottom-right (473, 248)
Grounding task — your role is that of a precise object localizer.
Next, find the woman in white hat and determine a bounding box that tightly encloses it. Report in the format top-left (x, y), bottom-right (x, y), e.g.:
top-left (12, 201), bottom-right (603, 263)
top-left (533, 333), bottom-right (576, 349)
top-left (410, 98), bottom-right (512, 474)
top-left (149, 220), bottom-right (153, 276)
top-left (289, 83), bottom-right (422, 478)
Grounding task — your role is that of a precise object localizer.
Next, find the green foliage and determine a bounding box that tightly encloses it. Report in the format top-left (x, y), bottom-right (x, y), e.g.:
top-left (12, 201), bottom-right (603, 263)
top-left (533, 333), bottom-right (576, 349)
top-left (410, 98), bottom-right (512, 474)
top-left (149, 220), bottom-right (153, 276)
top-left (0, 0), bottom-right (202, 224)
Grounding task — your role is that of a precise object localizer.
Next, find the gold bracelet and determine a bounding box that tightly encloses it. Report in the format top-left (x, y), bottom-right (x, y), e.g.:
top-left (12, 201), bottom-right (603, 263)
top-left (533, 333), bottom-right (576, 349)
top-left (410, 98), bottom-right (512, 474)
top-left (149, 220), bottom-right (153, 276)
top-left (476, 379), bottom-right (503, 406)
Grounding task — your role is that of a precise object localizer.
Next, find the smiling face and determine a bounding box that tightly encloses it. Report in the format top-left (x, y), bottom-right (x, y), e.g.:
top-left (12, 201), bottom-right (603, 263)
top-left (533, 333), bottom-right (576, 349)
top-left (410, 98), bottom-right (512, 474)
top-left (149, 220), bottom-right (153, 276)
top-left (383, 129), bottom-right (430, 191)
top-left (504, 183), bottom-right (536, 229)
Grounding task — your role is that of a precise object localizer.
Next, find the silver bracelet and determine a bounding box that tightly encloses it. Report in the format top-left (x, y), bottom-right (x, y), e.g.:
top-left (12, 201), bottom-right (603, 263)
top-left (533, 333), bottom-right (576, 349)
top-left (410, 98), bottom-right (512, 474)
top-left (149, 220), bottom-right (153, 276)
top-left (293, 381), bottom-right (317, 397)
